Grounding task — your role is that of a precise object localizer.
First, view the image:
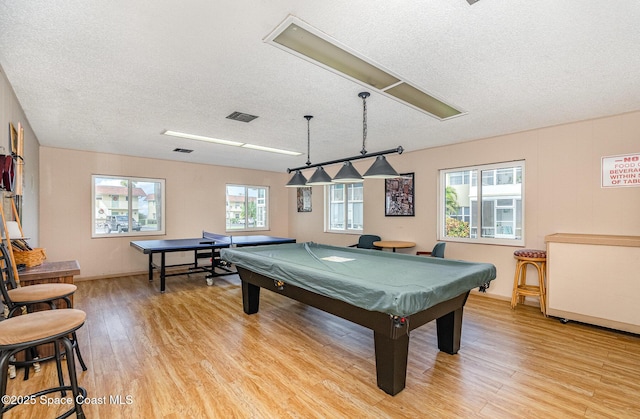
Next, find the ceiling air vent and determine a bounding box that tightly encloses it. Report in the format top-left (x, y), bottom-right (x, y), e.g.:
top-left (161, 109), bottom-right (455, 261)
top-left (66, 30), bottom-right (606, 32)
top-left (173, 148), bottom-right (193, 153)
top-left (226, 111), bottom-right (259, 123)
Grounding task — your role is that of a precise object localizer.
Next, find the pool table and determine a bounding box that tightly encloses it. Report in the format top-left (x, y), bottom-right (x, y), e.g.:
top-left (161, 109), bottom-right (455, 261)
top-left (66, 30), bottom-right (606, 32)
top-left (221, 242), bottom-right (496, 395)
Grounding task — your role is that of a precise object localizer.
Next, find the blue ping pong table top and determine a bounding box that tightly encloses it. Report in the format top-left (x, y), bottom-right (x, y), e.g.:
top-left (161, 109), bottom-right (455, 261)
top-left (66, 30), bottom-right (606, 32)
top-left (130, 232), bottom-right (296, 254)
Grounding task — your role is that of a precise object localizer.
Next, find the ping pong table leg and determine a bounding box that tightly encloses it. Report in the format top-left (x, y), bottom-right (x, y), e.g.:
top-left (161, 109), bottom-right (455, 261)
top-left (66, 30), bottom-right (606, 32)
top-left (160, 252), bottom-right (166, 293)
top-left (147, 254), bottom-right (153, 282)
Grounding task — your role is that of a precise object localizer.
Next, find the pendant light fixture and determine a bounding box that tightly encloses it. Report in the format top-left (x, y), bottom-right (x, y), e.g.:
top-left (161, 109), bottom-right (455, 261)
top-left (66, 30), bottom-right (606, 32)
top-left (306, 166), bottom-right (333, 185)
top-left (302, 115), bottom-right (333, 185)
top-left (332, 161), bottom-right (363, 183)
top-left (332, 92), bottom-right (367, 183)
top-left (285, 169), bottom-right (308, 187)
top-left (286, 93), bottom-right (404, 186)
top-left (362, 154), bottom-right (400, 178)
top-left (360, 92), bottom-right (400, 179)
top-left (333, 92), bottom-right (399, 181)
top-left (285, 115), bottom-right (313, 187)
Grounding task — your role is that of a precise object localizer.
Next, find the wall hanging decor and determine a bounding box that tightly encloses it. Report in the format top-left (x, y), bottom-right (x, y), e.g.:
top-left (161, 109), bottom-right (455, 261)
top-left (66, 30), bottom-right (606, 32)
top-left (297, 187), bottom-right (312, 212)
top-left (385, 173), bottom-right (414, 216)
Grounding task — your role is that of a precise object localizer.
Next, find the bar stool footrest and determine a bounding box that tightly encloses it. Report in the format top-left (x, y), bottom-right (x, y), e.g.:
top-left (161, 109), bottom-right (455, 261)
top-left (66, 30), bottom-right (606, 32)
top-left (515, 285), bottom-right (543, 296)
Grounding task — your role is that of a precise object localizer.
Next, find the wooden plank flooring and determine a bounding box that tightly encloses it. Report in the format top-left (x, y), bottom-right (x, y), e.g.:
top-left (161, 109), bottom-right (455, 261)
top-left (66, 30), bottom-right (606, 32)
top-left (4, 272), bottom-right (640, 418)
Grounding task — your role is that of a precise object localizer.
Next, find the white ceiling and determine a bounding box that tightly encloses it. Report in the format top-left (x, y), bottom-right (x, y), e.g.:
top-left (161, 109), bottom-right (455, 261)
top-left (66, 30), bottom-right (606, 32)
top-left (1, 1), bottom-right (639, 173)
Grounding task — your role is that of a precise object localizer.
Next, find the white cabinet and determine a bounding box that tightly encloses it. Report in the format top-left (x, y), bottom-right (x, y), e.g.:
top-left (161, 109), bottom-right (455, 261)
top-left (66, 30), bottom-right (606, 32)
top-left (545, 233), bottom-right (640, 334)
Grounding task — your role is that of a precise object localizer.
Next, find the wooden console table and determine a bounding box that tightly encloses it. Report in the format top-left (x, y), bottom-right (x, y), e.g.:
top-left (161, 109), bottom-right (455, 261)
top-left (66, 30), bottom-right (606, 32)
top-left (18, 260), bottom-right (80, 309)
top-left (19, 259), bottom-right (80, 293)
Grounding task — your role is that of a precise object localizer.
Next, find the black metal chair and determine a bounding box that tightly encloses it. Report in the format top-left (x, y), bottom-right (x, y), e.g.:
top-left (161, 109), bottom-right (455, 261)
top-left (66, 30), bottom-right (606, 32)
top-left (0, 309), bottom-right (87, 418)
top-left (349, 235), bottom-right (382, 250)
top-left (0, 243), bottom-right (87, 379)
top-left (416, 242), bottom-right (446, 258)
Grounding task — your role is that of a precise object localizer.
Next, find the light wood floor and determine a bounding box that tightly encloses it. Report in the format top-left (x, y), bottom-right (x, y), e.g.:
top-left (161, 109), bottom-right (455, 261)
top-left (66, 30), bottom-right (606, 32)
top-left (4, 272), bottom-right (640, 418)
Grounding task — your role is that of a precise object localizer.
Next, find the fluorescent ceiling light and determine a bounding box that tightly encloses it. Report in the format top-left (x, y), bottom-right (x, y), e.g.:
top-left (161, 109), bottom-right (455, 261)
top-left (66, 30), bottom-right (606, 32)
top-left (385, 83), bottom-right (462, 119)
top-left (270, 22), bottom-right (400, 90)
top-left (163, 130), bottom-right (302, 156)
top-left (162, 130), bottom-right (243, 147)
top-left (241, 143), bottom-right (302, 156)
top-left (265, 16), bottom-right (465, 120)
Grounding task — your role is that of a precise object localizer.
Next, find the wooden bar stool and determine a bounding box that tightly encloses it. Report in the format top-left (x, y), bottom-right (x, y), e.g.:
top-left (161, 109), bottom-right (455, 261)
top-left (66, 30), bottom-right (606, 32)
top-left (0, 309), bottom-right (87, 418)
top-left (0, 243), bottom-right (87, 380)
top-left (511, 249), bottom-right (547, 315)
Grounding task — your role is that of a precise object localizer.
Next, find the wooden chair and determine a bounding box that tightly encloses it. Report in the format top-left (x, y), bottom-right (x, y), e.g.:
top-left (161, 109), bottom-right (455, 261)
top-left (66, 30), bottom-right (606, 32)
top-left (416, 242), bottom-right (446, 258)
top-left (0, 309), bottom-right (87, 418)
top-left (349, 235), bottom-right (382, 250)
top-left (0, 243), bottom-right (87, 379)
top-left (511, 249), bottom-right (547, 315)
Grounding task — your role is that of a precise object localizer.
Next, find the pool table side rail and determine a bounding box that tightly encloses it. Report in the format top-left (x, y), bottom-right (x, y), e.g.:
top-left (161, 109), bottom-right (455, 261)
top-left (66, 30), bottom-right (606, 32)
top-left (237, 266), bottom-right (468, 338)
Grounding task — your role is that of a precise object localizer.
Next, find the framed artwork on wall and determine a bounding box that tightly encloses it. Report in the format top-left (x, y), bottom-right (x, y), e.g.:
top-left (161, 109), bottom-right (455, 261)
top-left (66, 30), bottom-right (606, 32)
top-left (385, 173), bottom-right (415, 216)
top-left (297, 187), bottom-right (312, 212)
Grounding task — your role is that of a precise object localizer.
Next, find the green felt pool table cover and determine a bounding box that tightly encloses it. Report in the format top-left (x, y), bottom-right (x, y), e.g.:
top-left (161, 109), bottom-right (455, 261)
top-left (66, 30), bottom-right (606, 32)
top-left (221, 242), bottom-right (496, 317)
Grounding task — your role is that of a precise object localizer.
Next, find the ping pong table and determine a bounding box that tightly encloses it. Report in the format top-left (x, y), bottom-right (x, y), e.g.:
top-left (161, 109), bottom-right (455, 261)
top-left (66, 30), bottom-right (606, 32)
top-left (130, 232), bottom-right (296, 292)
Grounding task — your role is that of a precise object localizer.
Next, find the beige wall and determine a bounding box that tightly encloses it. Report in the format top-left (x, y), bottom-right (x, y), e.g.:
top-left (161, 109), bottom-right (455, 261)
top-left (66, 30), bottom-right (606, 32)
top-left (39, 148), bottom-right (291, 278)
top-left (0, 66), bottom-right (39, 243)
top-left (288, 111), bottom-right (640, 299)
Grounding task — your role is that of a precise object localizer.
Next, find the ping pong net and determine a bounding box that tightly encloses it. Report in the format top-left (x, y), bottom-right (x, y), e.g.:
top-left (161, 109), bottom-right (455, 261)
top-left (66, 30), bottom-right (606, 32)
top-left (202, 231), bottom-right (233, 244)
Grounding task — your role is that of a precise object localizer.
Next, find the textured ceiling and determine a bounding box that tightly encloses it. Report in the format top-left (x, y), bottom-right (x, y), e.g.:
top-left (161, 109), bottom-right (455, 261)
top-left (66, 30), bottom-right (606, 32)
top-left (0, 1), bottom-right (639, 173)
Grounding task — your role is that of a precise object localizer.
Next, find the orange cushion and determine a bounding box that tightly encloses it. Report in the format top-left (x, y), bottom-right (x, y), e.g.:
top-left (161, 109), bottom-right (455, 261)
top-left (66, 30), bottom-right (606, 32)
top-left (5, 283), bottom-right (76, 304)
top-left (0, 309), bottom-right (86, 347)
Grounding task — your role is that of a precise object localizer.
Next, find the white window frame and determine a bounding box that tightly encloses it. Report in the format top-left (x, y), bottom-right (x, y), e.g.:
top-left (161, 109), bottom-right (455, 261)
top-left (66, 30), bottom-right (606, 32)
top-left (92, 175), bottom-right (165, 238)
top-left (438, 161), bottom-right (525, 246)
top-left (225, 184), bottom-right (270, 232)
top-left (324, 183), bottom-right (364, 234)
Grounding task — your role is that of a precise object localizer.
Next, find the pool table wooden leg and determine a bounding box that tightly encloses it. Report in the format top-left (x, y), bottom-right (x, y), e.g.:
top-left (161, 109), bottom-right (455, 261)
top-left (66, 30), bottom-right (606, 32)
top-left (242, 280), bottom-right (261, 314)
top-left (436, 307), bottom-right (463, 354)
top-left (373, 331), bottom-right (409, 396)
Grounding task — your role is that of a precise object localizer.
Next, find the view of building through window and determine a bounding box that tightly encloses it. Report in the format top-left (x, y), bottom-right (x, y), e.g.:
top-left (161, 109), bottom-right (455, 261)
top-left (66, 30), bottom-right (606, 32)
top-left (92, 175), bottom-right (164, 237)
top-left (442, 161), bottom-right (524, 244)
top-left (327, 183), bottom-right (363, 232)
top-left (226, 185), bottom-right (269, 231)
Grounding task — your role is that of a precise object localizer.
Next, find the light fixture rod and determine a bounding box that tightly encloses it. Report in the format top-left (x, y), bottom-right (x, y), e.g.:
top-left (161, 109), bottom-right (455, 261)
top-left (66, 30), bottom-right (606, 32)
top-left (359, 91), bottom-right (369, 155)
top-left (287, 146), bottom-right (403, 173)
top-left (304, 115), bottom-right (313, 166)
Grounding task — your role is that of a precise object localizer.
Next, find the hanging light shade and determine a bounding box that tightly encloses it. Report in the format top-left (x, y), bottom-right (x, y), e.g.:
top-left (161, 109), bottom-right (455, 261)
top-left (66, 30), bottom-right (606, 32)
top-left (285, 170), bottom-right (308, 187)
top-left (332, 161), bottom-right (363, 183)
top-left (363, 155), bottom-right (400, 178)
top-left (306, 166), bottom-right (333, 185)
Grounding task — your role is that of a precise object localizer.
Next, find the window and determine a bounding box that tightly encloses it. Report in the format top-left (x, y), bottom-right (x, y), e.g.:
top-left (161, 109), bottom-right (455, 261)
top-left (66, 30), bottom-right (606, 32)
top-left (326, 183), bottom-right (363, 232)
top-left (226, 185), bottom-right (269, 231)
top-left (440, 161), bottom-right (524, 245)
top-left (92, 175), bottom-right (165, 237)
